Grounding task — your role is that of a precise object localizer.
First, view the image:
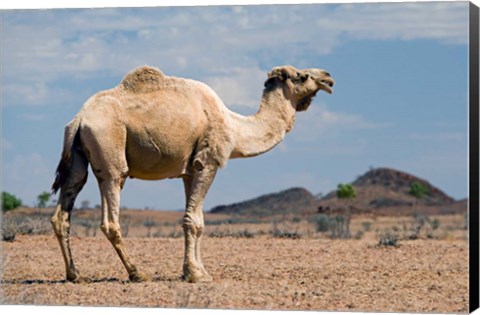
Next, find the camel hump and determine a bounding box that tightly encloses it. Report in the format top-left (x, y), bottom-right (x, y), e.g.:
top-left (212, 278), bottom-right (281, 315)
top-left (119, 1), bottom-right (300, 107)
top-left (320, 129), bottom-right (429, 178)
top-left (121, 66), bottom-right (165, 93)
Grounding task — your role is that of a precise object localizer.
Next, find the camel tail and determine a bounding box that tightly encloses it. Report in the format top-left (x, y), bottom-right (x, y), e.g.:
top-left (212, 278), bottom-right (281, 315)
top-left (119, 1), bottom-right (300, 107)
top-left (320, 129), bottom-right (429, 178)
top-left (51, 117), bottom-right (83, 195)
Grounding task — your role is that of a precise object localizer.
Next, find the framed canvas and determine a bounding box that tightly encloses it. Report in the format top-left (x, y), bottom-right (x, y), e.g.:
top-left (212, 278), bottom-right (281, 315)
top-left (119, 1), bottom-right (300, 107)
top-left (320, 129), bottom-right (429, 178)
top-left (1, 1), bottom-right (479, 314)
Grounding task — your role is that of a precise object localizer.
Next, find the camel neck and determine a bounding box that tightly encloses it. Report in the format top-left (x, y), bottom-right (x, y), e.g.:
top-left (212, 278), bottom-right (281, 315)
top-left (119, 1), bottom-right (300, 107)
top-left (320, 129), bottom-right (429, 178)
top-left (228, 88), bottom-right (296, 158)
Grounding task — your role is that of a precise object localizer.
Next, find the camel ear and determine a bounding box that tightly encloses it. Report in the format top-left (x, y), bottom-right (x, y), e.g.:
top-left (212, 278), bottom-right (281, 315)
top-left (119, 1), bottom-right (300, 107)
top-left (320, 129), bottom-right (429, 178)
top-left (267, 67), bottom-right (291, 82)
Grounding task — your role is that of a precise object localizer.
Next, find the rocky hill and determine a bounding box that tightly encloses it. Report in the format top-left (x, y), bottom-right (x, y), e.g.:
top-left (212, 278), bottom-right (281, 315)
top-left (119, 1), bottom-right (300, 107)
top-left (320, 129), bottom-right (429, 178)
top-left (318, 167), bottom-right (465, 216)
top-left (209, 187), bottom-right (318, 216)
top-left (209, 168), bottom-right (466, 217)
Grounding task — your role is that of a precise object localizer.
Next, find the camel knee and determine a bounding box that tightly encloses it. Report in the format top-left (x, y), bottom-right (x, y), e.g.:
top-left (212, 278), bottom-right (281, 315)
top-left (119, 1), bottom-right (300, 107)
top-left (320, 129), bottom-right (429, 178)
top-left (182, 215), bottom-right (204, 237)
top-left (51, 215), bottom-right (62, 236)
top-left (50, 206), bottom-right (70, 237)
top-left (100, 223), bottom-right (122, 243)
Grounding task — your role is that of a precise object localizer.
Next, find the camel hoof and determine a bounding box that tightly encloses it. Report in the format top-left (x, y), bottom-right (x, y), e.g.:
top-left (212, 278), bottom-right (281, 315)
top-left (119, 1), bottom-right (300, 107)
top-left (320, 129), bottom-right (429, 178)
top-left (67, 275), bottom-right (92, 284)
top-left (129, 271), bottom-right (150, 283)
top-left (183, 272), bottom-right (213, 283)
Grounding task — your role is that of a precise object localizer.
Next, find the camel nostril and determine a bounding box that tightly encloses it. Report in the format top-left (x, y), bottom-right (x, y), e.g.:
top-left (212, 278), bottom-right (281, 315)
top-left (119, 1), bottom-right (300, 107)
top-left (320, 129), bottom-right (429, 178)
top-left (324, 72), bottom-right (331, 77)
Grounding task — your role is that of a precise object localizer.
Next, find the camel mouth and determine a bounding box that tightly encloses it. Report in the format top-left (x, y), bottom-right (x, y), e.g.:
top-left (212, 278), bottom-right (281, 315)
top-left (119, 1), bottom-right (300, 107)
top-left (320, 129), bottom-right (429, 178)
top-left (318, 79), bottom-right (334, 94)
top-left (304, 68), bottom-right (335, 94)
top-left (297, 77), bottom-right (334, 111)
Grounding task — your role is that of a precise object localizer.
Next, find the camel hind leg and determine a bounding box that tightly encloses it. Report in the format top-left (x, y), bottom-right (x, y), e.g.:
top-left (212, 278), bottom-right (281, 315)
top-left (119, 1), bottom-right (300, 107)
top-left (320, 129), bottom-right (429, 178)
top-left (82, 123), bottom-right (149, 282)
top-left (51, 148), bottom-right (88, 282)
top-left (96, 177), bottom-right (149, 282)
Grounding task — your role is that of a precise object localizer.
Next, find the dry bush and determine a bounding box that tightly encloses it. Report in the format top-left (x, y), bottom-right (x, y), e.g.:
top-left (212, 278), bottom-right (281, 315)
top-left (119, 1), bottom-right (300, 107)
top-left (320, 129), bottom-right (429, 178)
top-left (1, 221), bottom-right (17, 242)
top-left (377, 229), bottom-right (400, 247)
top-left (16, 216), bottom-right (51, 235)
top-left (271, 221), bottom-right (301, 239)
top-left (209, 227), bottom-right (255, 238)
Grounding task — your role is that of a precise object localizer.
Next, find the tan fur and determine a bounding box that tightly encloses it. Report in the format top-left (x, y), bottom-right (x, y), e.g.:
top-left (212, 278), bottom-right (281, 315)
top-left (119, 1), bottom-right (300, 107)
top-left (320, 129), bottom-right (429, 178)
top-left (51, 65), bottom-right (334, 283)
top-left (121, 66), bottom-right (165, 93)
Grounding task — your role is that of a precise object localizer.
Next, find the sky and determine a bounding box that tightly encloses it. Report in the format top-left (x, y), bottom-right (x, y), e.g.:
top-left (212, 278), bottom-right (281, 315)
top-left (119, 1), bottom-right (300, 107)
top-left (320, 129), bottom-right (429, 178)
top-left (0, 1), bottom-right (472, 210)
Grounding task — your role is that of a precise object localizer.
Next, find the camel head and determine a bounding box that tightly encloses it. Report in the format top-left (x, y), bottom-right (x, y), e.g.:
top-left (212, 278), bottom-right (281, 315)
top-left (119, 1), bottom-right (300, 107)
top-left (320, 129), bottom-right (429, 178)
top-left (265, 65), bottom-right (335, 111)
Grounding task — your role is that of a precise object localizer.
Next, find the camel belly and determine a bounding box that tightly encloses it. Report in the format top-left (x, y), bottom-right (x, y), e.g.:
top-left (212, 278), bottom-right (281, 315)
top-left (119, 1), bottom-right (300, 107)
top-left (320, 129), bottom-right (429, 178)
top-left (125, 130), bottom-right (195, 180)
top-left (128, 160), bottom-right (189, 180)
top-left (126, 148), bottom-right (192, 180)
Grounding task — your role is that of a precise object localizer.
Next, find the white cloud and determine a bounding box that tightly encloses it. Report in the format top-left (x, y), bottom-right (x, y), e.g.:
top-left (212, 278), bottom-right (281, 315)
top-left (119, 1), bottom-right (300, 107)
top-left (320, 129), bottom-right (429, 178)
top-left (2, 3), bottom-right (468, 107)
top-left (3, 82), bottom-right (74, 107)
top-left (319, 2), bottom-right (468, 44)
top-left (3, 83), bottom-right (48, 106)
top-left (205, 66), bottom-right (266, 109)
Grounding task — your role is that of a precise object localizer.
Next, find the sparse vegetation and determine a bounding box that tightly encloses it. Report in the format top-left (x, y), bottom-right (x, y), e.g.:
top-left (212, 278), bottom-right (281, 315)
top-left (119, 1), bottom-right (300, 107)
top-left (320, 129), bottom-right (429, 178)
top-left (329, 215), bottom-right (350, 239)
top-left (205, 217), bottom-right (264, 225)
top-left (143, 217), bottom-right (158, 238)
top-left (2, 221), bottom-right (17, 242)
top-left (121, 214), bottom-right (133, 237)
top-left (314, 214), bottom-right (331, 232)
top-left (77, 218), bottom-right (98, 237)
top-left (2, 215), bottom-right (51, 238)
top-left (361, 221), bottom-right (372, 231)
top-left (353, 230), bottom-right (364, 240)
top-left (291, 216), bottom-right (302, 223)
top-left (430, 218), bottom-right (440, 230)
top-left (271, 221), bottom-right (301, 239)
top-left (208, 228), bottom-right (255, 238)
top-left (377, 229), bottom-right (400, 247)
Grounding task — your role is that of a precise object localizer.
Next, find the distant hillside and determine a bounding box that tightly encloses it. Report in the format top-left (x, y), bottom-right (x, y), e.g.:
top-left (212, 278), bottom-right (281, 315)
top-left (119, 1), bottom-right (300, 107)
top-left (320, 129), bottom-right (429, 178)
top-left (318, 167), bottom-right (465, 216)
top-left (209, 187), bottom-right (318, 216)
top-left (209, 167), bottom-right (467, 217)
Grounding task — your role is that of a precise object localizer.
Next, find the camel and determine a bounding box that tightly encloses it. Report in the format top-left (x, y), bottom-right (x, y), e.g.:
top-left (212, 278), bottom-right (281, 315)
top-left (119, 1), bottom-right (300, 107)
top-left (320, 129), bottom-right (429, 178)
top-left (51, 65), bottom-right (335, 283)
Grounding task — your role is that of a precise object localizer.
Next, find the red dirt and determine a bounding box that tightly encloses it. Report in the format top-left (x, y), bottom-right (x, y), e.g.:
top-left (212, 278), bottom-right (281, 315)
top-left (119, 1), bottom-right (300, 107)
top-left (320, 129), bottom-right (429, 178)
top-left (1, 235), bottom-right (468, 313)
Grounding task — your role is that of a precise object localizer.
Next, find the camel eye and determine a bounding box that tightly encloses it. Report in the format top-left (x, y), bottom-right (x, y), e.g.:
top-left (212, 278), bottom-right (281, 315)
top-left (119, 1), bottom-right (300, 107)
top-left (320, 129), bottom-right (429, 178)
top-left (300, 74), bottom-right (309, 82)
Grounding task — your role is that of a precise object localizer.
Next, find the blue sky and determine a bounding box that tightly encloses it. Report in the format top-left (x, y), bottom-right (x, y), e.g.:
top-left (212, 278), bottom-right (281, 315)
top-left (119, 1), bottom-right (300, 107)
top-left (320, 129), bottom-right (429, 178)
top-left (1, 1), bottom-right (471, 210)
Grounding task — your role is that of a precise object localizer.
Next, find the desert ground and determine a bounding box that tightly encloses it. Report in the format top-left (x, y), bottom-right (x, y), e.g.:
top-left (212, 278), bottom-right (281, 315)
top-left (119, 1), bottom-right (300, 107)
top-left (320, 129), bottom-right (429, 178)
top-left (0, 210), bottom-right (469, 313)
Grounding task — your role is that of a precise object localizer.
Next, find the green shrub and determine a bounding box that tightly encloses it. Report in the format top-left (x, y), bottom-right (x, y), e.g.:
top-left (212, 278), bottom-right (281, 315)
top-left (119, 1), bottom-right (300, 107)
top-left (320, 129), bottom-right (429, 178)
top-left (2, 192), bottom-right (22, 212)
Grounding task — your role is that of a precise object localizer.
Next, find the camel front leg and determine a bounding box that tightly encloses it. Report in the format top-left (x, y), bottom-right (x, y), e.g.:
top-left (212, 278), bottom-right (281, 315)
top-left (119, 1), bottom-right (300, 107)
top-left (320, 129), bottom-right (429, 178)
top-left (182, 164), bottom-right (217, 283)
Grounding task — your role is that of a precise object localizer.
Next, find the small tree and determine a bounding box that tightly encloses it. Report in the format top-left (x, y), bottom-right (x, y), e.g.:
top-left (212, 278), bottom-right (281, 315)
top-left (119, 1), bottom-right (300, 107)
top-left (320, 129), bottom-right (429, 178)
top-left (409, 182), bottom-right (428, 215)
top-left (2, 192), bottom-right (22, 212)
top-left (336, 183), bottom-right (357, 239)
top-left (37, 191), bottom-right (51, 208)
top-left (337, 183), bottom-right (357, 200)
